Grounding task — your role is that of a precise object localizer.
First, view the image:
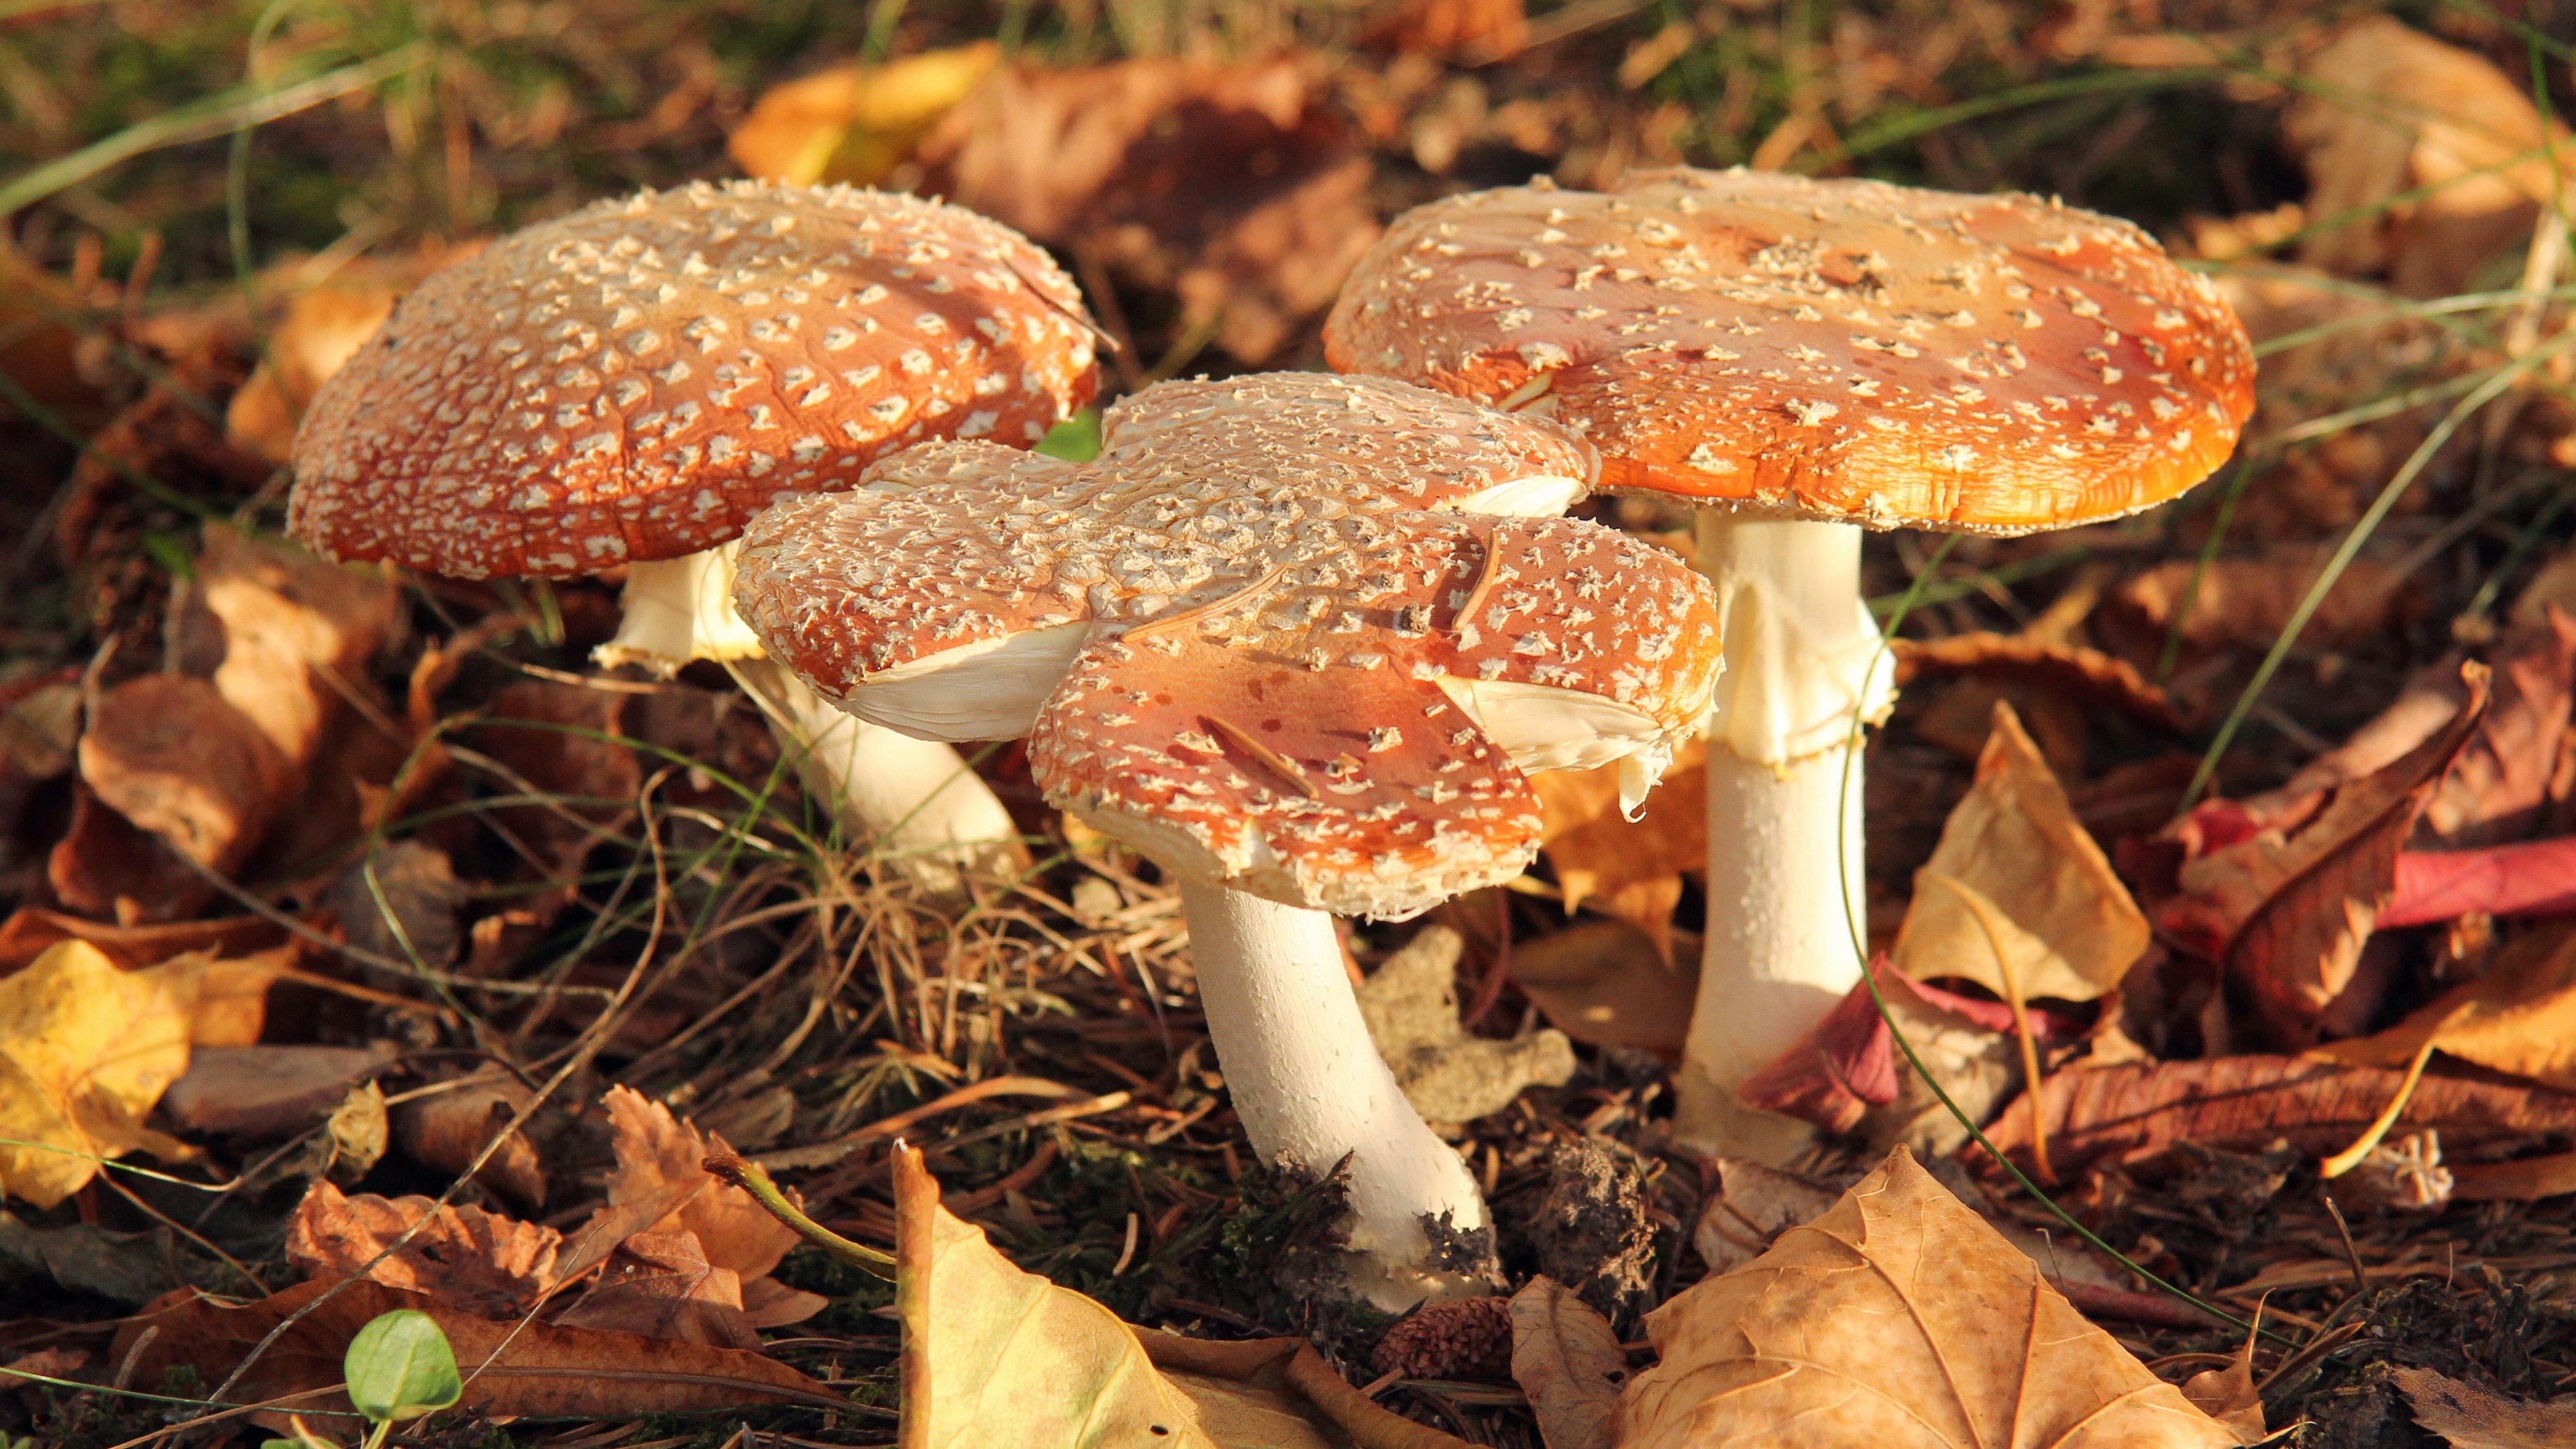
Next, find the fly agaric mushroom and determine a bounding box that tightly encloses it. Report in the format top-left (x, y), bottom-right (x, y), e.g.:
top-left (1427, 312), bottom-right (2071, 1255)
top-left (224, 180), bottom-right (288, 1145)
top-left (288, 180), bottom-right (1099, 893)
top-left (731, 372), bottom-right (1723, 1305)
top-left (1324, 168), bottom-right (2253, 1159)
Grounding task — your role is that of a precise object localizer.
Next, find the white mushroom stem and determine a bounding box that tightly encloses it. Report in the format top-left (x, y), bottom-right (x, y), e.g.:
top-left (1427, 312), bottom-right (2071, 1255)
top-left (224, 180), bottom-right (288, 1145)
top-left (596, 545), bottom-right (1028, 896)
top-left (731, 657), bottom-right (1028, 891)
top-left (1179, 879), bottom-right (1491, 1311)
top-left (1672, 515), bottom-right (1896, 1165)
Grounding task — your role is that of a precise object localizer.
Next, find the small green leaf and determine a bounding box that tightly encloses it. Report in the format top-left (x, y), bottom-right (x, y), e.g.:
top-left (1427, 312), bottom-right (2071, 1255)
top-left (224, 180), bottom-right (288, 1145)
top-left (343, 1309), bottom-right (462, 1424)
top-left (1035, 408), bottom-right (1101, 462)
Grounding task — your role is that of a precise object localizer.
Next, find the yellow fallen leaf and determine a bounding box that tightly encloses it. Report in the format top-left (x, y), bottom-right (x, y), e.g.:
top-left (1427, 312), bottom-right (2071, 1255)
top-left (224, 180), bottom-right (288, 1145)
top-left (227, 244), bottom-right (482, 463)
top-left (1890, 701), bottom-right (2147, 1005)
top-left (227, 279), bottom-right (400, 463)
top-left (2312, 920), bottom-right (2576, 1091)
top-left (1530, 737), bottom-right (1705, 959)
top-left (186, 946), bottom-right (292, 1047)
top-left (1615, 1146), bottom-right (2255, 1448)
top-left (891, 1143), bottom-right (1468, 1448)
top-left (0, 941), bottom-right (197, 1208)
top-left (729, 43), bottom-right (1000, 187)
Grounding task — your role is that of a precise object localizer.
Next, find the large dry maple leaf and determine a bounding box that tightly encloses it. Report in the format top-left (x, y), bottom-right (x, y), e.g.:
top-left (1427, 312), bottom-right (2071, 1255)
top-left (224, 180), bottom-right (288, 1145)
top-left (1615, 1148), bottom-right (2253, 1448)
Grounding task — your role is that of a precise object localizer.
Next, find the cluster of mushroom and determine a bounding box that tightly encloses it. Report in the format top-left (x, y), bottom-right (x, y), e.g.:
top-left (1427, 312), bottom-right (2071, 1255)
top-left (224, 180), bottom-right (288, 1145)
top-left (286, 167), bottom-right (2252, 1307)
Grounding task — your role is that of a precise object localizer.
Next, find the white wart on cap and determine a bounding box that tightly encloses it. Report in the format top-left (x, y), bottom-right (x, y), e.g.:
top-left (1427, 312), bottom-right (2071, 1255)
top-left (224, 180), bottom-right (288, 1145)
top-left (288, 180), bottom-right (1098, 578)
top-left (733, 372), bottom-right (1720, 918)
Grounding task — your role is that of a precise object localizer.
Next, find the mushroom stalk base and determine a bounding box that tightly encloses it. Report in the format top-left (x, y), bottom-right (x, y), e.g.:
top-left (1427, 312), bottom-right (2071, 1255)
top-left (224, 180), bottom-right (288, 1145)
top-left (1673, 515), bottom-right (1891, 1165)
top-left (1178, 880), bottom-right (1493, 1311)
top-left (730, 658), bottom-right (1030, 896)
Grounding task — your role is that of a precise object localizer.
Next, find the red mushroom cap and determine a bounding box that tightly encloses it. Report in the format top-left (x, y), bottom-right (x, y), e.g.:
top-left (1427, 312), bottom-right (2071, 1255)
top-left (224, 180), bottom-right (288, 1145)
top-left (735, 372), bottom-right (1601, 699)
top-left (1324, 168), bottom-right (2254, 534)
top-left (287, 180), bottom-right (1098, 578)
top-left (731, 372), bottom-right (1716, 917)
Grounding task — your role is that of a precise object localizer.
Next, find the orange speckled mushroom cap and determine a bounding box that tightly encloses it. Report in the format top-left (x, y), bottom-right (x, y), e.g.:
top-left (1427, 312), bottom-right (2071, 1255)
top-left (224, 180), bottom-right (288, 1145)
top-left (732, 372), bottom-right (1717, 918)
top-left (1324, 168), bottom-right (2254, 534)
top-left (287, 180), bottom-right (1098, 579)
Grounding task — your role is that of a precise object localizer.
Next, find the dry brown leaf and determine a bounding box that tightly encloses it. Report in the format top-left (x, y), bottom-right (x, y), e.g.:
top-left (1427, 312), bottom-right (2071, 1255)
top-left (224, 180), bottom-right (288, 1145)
top-left (1690, 1157), bottom-right (2165, 1327)
top-left (0, 234), bottom-right (105, 429)
top-left (1615, 1147), bottom-right (2252, 1448)
top-left (111, 1277), bottom-right (839, 1424)
top-left (327, 841), bottom-right (467, 981)
top-left (2108, 545), bottom-right (2416, 657)
top-left (2432, 609), bottom-right (2576, 844)
top-left (1894, 634), bottom-right (2185, 731)
top-left (2449, 1150), bottom-right (2576, 1201)
top-left (50, 333), bottom-right (270, 570)
top-left (2391, 1365), bottom-right (2576, 1447)
top-left (1688, 1159), bottom-right (1840, 1279)
top-left (1892, 702), bottom-right (2149, 1006)
top-left (56, 674), bottom-right (286, 921)
top-left (0, 908), bottom-right (286, 971)
top-left (394, 1069), bottom-right (547, 1209)
top-left (916, 56), bottom-right (1378, 364)
top-left (727, 44), bottom-right (1000, 186)
top-left (1532, 738), bottom-right (1705, 957)
top-left (161, 1042), bottom-right (397, 1136)
top-left (0, 941), bottom-right (196, 1208)
top-left (2514, 543), bottom-right (2576, 628)
top-left (0, 674), bottom-right (79, 819)
top-left (2288, 16), bottom-right (2569, 296)
top-left (1507, 1276), bottom-right (1625, 1449)
top-left (2156, 665), bottom-right (2489, 1045)
top-left (1977, 1056), bottom-right (2576, 1184)
top-left (582, 1085), bottom-right (798, 1282)
top-left (48, 525), bottom-right (400, 922)
top-left (1508, 918), bottom-right (1699, 1056)
top-left (0, 1346), bottom-right (90, 1392)
top-left (742, 1274), bottom-right (830, 1330)
top-left (2178, 1328), bottom-right (2265, 1441)
top-left (182, 945), bottom-right (293, 1047)
top-left (284, 1179), bottom-right (561, 1318)
top-left (2242, 652), bottom-right (2479, 824)
top-left (553, 1228), bottom-right (760, 1349)
top-left (2250, 610), bottom-right (2576, 847)
top-left (2312, 921), bottom-right (2576, 1090)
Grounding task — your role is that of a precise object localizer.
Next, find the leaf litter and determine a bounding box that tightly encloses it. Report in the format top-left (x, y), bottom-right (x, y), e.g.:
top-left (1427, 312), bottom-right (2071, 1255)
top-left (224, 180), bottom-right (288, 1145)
top-left (13, 1), bottom-right (2576, 1446)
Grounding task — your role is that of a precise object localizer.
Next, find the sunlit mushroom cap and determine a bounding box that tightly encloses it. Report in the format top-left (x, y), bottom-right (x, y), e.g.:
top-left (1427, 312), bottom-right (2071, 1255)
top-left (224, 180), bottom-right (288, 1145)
top-left (1324, 168), bottom-right (2254, 534)
top-left (287, 180), bottom-right (1098, 579)
top-left (732, 372), bottom-right (1717, 918)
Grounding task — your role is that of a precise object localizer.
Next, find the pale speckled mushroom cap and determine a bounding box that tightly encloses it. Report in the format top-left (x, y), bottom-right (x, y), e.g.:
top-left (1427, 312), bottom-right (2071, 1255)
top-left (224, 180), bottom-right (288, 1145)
top-left (1324, 168), bottom-right (2254, 534)
top-left (732, 372), bottom-right (1719, 918)
top-left (287, 180), bottom-right (1098, 579)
